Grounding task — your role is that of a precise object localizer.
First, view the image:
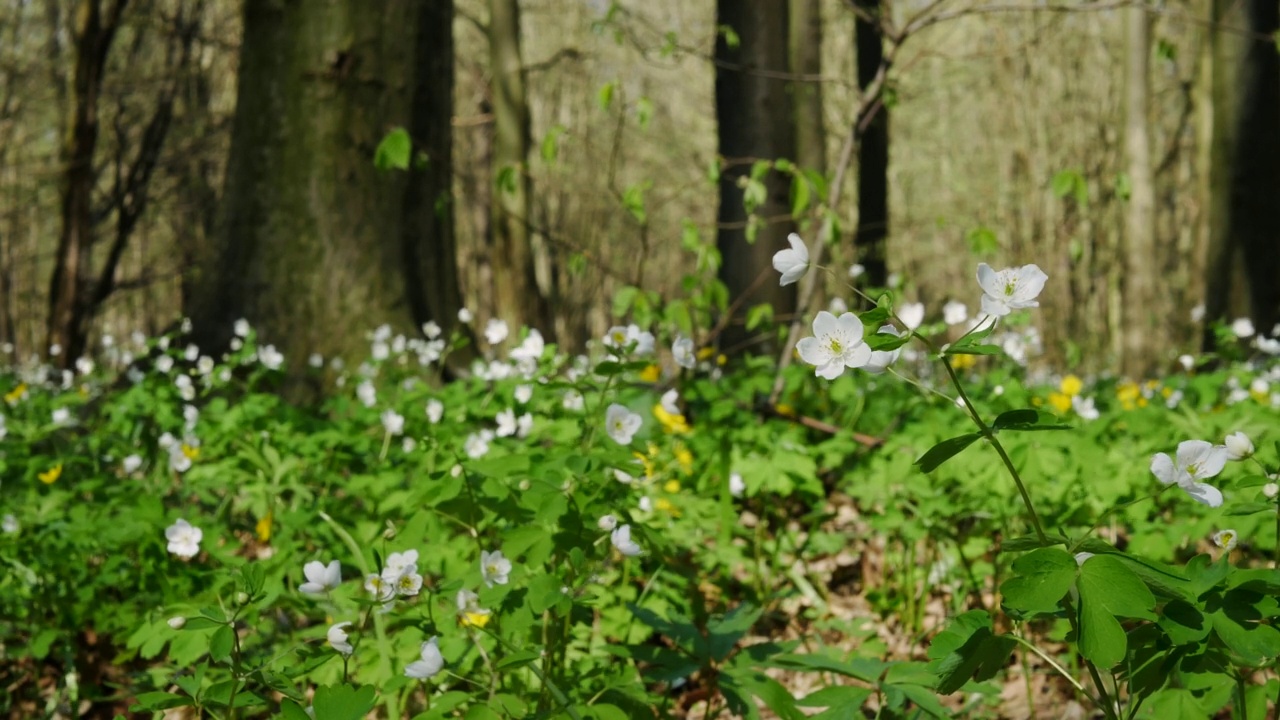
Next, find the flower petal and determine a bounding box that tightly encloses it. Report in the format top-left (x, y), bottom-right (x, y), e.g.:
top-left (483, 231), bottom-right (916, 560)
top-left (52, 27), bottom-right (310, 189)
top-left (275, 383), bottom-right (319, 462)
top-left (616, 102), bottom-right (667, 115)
top-left (1149, 453), bottom-right (1176, 485)
top-left (1183, 482), bottom-right (1223, 508)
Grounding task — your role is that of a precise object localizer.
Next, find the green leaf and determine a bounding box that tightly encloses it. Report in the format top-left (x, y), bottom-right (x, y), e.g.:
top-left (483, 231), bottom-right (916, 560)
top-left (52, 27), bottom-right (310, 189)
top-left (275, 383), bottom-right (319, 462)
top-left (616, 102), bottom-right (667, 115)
top-left (1077, 555), bottom-right (1157, 668)
top-left (915, 433), bottom-right (983, 473)
top-left (280, 700), bottom-right (312, 720)
top-left (597, 81), bottom-right (615, 110)
top-left (926, 611), bottom-right (1018, 694)
top-left (1224, 502), bottom-right (1273, 516)
top-left (992, 409), bottom-right (1069, 431)
top-left (130, 692), bottom-right (192, 712)
top-left (495, 649), bottom-right (540, 672)
top-left (706, 603), bottom-right (761, 662)
top-left (947, 343), bottom-right (1003, 356)
top-left (374, 128), bottom-right (412, 171)
top-left (209, 625), bottom-right (235, 664)
top-left (999, 547), bottom-right (1076, 615)
top-left (312, 684), bottom-right (377, 720)
top-left (797, 686), bottom-right (874, 715)
top-left (1157, 599), bottom-right (1210, 645)
top-left (1209, 587), bottom-right (1280, 665)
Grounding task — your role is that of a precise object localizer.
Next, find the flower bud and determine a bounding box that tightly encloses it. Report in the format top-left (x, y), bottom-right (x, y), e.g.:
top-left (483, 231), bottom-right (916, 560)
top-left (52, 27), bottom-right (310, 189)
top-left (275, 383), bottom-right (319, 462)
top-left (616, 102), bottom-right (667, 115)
top-left (598, 514), bottom-right (617, 532)
top-left (1212, 529), bottom-right (1239, 551)
top-left (1223, 432), bottom-right (1254, 461)
top-left (1264, 482), bottom-right (1279, 499)
top-left (235, 592), bottom-right (250, 605)
top-left (167, 616), bottom-right (186, 629)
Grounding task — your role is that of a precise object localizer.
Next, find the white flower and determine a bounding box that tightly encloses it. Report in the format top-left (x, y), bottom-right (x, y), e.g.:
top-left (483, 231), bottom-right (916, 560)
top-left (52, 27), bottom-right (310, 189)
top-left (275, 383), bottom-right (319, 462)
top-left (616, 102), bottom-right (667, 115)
top-left (1212, 529), bottom-right (1238, 551)
top-left (562, 390), bottom-right (585, 412)
top-left (259, 345), bottom-right (284, 370)
top-left (1150, 440), bottom-right (1229, 507)
top-left (458, 308), bottom-right (474, 324)
top-left (357, 381), bottom-right (377, 408)
top-left (1224, 431), bottom-right (1254, 461)
top-left (51, 407), bottom-right (70, 425)
top-left (1231, 317), bottom-right (1255, 338)
top-left (848, 263), bottom-right (865, 279)
top-left (165, 519), bottom-right (202, 559)
top-left (605, 403), bottom-right (643, 444)
top-left (603, 325), bottom-right (655, 357)
top-left (1073, 552), bottom-right (1095, 567)
top-left (796, 311), bottom-right (872, 380)
top-left (481, 549), bottom-right (512, 587)
top-left (660, 389), bottom-right (680, 416)
top-left (514, 384), bottom-right (533, 404)
top-left (422, 321), bottom-right (442, 339)
top-left (598, 514), bottom-right (618, 531)
top-left (898, 302), bottom-right (925, 331)
top-left (155, 355), bottom-right (174, 374)
top-left (169, 444), bottom-right (193, 473)
top-left (672, 336), bottom-right (696, 369)
top-left (1178, 354), bottom-right (1195, 371)
top-left (456, 589), bottom-right (492, 627)
top-left (364, 573), bottom-right (396, 603)
top-left (234, 319), bottom-right (251, 337)
top-left (1190, 304), bottom-right (1206, 323)
top-left (167, 616), bottom-right (186, 630)
top-left (637, 496), bottom-right (653, 512)
top-left (464, 430), bottom-right (492, 458)
top-left (496, 408), bottom-right (518, 438)
top-left (485, 318), bottom-right (510, 345)
top-left (729, 473), bottom-right (745, 498)
top-left (76, 357), bottom-right (94, 375)
top-left (771, 233), bottom-right (810, 286)
top-left (392, 569), bottom-right (423, 597)
top-left (384, 549), bottom-right (419, 577)
top-left (516, 412), bottom-right (533, 438)
top-left (975, 263), bottom-right (1048, 317)
top-left (405, 636), bottom-right (444, 679)
top-left (1072, 395), bottom-right (1100, 421)
top-left (308, 353), bottom-right (324, 368)
top-left (300, 560), bottom-right (342, 595)
top-left (1263, 482), bottom-right (1278, 499)
top-left (862, 325), bottom-right (903, 375)
top-left (371, 341), bottom-right (390, 361)
top-left (327, 622), bottom-right (354, 655)
top-left (2, 514), bottom-right (18, 534)
top-left (611, 524), bottom-right (643, 556)
top-left (381, 409), bottom-right (405, 436)
top-left (402, 437), bottom-right (418, 453)
top-left (613, 469), bottom-right (635, 484)
top-left (943, 300), bottom-right (969, 326)
top-left (426, 399), bottom-right (444, 424)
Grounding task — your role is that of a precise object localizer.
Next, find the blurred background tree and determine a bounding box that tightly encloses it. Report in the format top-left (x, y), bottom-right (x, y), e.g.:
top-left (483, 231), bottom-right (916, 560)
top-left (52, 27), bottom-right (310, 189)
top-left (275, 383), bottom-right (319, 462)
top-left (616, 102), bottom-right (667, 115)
top-left (0, 0), bottom-right (1276, 376)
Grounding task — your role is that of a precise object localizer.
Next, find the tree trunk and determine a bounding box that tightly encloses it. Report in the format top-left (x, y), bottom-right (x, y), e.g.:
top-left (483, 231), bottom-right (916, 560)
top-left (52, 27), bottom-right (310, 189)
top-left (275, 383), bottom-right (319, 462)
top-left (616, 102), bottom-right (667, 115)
top-left (402, 0), bottom-right (468, 343)
top-left (1121, 5), bottom-right (1159, 376)
top-left (715, 0), bottom-right (797, 352)
top-left (489, 0), bottom-right (552, 338)
top-left (188, 0), bottom-right (445, 374)
top-left (854, 0), bottom-right (889, 290)
top-left (1202, 0), bottom-right (1280, 348)
top-left (46, 0), bottom-right (126, 365)
top-left (789, 0), bottom-right (825, 178)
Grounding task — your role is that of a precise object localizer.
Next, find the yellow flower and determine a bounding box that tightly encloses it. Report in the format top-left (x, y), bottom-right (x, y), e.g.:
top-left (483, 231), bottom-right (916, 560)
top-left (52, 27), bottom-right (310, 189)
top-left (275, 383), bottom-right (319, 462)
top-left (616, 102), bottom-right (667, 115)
top-left (1059, 375), bottom-right (1083, 397)
top-left (674, 446), bottom-right (693, 473)
top-left (4, 383), bottom-right (27, 405)
top-left (716, 354), bottom-right (728, 367)
top-left (633, 451), bottom-right (656, 480)
top-left (1116, 382), bottom-right (1141, 410)
top-left (638, 364), bottom-right (662, 383)
top-left (949, 354), bottom-right (977, 371)
top-left (460, 611), bottom-right (491, 629)
top-left (696, 347), bottom-right (716, 361)
top-left (774, 403), bottom-right (796, 418)
top-left (653, 497), bottom-right (681, 517)
top-left (652, 404), bottom-right (690, 434)
top-left (1047, 392), bottom-right (1072, 414)
top-left (1030, 396), bottom-right (1043, 407)
top-left (256, 512), bottom-right (273, 543)
top-left (39, 463), bottom-right (63, 485)
top-left (181, 444), bottom-right (200, 461)
top-left (663, 479), bottom-right (681, 494)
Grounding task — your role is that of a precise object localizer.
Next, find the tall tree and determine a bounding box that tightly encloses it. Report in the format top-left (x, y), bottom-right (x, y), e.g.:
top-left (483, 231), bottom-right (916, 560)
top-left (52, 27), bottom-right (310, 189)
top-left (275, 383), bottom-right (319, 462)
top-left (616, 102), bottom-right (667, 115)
top-left (188, 0), bottom-right (464, 370)
top-left (854, 0), bottom-right (889, 291)
top-left (715, 0), bottom-right (798, 351)
top-left (489, 0), bottom-right (552, 337)
top-left (789, 0), bottom-right (826, 178)
top-left (1121, 4), bottom-right (1159, 375)
top-left (1202, 0), bottom-right (1280, 347)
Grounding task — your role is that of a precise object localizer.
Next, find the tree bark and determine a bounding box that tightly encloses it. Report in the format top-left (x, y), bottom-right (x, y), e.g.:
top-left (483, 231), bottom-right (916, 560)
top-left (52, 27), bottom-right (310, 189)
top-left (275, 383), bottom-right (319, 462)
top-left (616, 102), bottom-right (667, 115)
top-left (45, 0), bottom-right (127, 364)
top-left (1202, 0), bottom-right (1280, 348)
top-left (854, 0), bottom-right (890, 291)
top-left (1121, 5), bottom-right (1159, 375)
top-left (489, 0), bottom-right (552, 338)
top-left (789, 0), bottom-right (826, 177)
top-left (188, 0), bottom-right (447, 374)
top-left (715, 0), bottom-right (798, 352)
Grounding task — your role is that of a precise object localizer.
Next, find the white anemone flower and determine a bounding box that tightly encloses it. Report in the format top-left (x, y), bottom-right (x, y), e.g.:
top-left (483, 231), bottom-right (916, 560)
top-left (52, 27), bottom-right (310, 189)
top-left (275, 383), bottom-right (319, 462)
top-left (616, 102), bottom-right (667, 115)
top-left (380, 409), bottom-right (405, 436)
top-left (1223, 431), bottom-right (1254, 461)
top-left (796, 311), bottom-right (872, 380)
top-left (943, 300), bottom-right (969, 326)
top-left (605, 404), bottom-right (642, 445)
top-left (327, 622), bottom-right (354, 655)
top-left (405, 637), bottom-right (444, 679)
top-left (1212, 529), bottom-right (1238, 551)
top-left (426, 398), bottom-right (444, 424)
top-left (1150, 440), bottom-right (1229, 507)
top-left (771, 233), bottom-right (810, 286)
top-left (897, 302), bottom-right (925, 331)
top-left (480, 549), bottom-right (512, 588)
top-left (611, 524), bottom-right (643, 557)
top-left (496, 408), bottom-right (518, 438)
top-left (1231, 318), bottom-right (1255, 338)
top-left (299, 560), bottom-right (342, 595)
top-left (976, 263), bottom-right (1048, 317)
top-left (485, 318), bottom-right (510, 345)
top-left (862, 325), bottom-right (903, 375)
top-left (598, 514), bottom-right (618, 531)
top-left (165, 519), bottom-right (202, 559)
top-left (672, 336), bottom-right (696, 369)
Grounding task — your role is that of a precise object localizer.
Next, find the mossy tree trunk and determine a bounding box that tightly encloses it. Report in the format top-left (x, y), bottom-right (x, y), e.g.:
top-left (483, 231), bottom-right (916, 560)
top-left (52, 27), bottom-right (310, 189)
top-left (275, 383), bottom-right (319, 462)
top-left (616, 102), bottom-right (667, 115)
top-left (189, 0), bottom-right (463, 372)
top-left (489, 0), bottom-right (552, 338)
top-left (715, 0), bottom-right (798, 352)
top-left (854, 0), bottom-right (889, 291)
top-left (1121, 5), bottom-right (1159, 376)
